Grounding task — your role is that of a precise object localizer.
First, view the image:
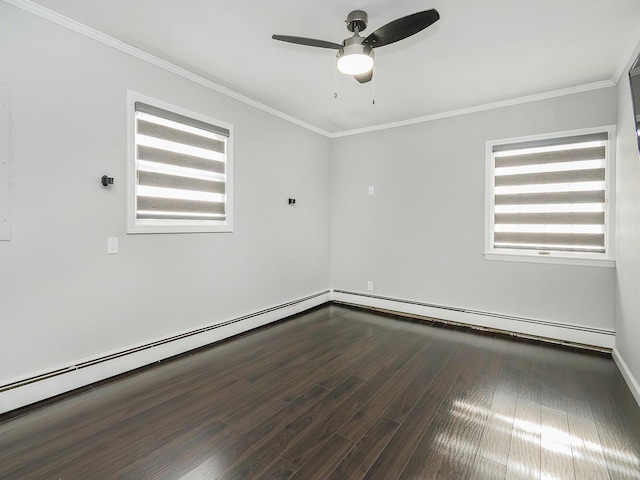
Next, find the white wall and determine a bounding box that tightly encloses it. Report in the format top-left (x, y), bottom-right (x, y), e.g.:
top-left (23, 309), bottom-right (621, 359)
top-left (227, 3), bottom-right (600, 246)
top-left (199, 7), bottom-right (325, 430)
top-left (330, 88), bottom-right (618, 337)
top-left (0, 85), bottom-right (8, 240)
top-left (0, 3), bottom-right (330, 384)
top-left (615, 48), bottom-right (640, 392)
top-left (0, 0), bottom-right (634, 409)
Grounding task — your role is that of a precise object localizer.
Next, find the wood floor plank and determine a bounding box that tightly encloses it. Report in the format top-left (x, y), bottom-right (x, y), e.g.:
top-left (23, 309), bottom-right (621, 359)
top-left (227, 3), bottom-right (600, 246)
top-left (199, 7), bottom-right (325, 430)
top-left (326, 417), bottom-right (400, 480)
top-left (314, 334), bottom-right (388, 389)
top-left (1, 305), bottom-right (640, 480)
top-left (584, 404), bottom-right (639, 477)
top-left (269, 331), bottom-right (390, 403)
top-left (469, 454), bottom-right (507, 480)
top-left (352, 332), bottom-right (423, 379)
top-left (566, 397), bottom-right (612, 480)
top-left (540, 406), bottom-right (575, 480)
top-left (2, 388), bottom-right (224, 478)
top-left (281, 336), bottom-right (424, 467)
top-left (216, 343), bottom-right (348, 414)
top-left (242, 326), bottom-right (359, 382)
top-left (505, 428), bottom-right (541, 480)
top-left (2, 369), bottom-right (245, 467)
top-left (219, 375), bottom-right (365, 480)
top-left (494, 336), bottom-right (525, 388)
top-left (288, 434), bottom-right (353, 480)
top-left (382, 341), bottom-right (457, 423)
top-left (361, 348), bottom-right (470, 479)
top-left (282, 364), bottom-right (399, 467)
top-left (256, 457), bottom-right (298, 480)
top-left (476, 387), bottom-right (518, 466)
top-left (582, 356), bottom-right (640, 480)
top-left (120, 383), bottom-right (329, 479)
top-left (338, 348), bottom-right (433, 441)
top-left (395, 407), bottom-right (455, 479)
top-left (536, 345), bottom-right (572, 411)
top-left (513, 397), bottom-right (541, 436)
top-left (514, 341), bottom-right (542, 403)
top-left (433, 373), bottom-right (502, 476)
top-left (64, 393), bottom-right (287, 479)
top-left (398, 337), bottom-right (496, 479)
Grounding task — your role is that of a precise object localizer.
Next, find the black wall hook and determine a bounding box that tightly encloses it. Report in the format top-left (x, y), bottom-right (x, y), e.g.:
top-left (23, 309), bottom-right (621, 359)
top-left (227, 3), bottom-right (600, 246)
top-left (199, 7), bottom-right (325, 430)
top-left (101, 175), bottom-right (114, 187)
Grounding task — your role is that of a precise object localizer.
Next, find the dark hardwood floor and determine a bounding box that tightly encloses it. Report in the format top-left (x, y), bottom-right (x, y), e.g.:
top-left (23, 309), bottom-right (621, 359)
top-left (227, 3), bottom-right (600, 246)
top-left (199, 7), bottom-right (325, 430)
top-left (1, 304), bottom-right (639, 479)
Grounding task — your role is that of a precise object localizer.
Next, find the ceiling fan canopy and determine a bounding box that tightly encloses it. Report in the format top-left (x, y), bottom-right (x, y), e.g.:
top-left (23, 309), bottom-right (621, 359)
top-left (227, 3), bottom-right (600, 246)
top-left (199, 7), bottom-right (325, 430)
top-left (272, 8), bottom-right (440, 83)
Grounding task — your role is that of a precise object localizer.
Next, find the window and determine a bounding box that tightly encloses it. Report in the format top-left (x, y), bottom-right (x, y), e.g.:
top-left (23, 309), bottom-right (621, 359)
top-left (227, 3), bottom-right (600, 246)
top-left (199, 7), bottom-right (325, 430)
top-left (128, 92), bottom-right (232, 233)
top-left (485, 127), bottom-right (615, 266)
top-left (0, 85), bottom-right (9, 241)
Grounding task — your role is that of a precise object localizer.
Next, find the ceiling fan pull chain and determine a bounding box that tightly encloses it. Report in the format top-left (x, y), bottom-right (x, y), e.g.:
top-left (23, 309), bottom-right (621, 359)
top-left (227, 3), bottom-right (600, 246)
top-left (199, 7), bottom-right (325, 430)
top-left (334, 64), bottom-right (338, 99)
top-left (372, 71), bottom-right (375, 105)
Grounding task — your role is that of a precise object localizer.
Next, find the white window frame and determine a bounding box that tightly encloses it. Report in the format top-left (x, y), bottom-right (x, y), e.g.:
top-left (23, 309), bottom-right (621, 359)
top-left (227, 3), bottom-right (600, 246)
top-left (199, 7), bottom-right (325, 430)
top-left (127, 91), bottom-right (233, 234)
top-left (0, 85), bottom-right (9, 241)
top-left (484, 125), bottom-right (615, 267)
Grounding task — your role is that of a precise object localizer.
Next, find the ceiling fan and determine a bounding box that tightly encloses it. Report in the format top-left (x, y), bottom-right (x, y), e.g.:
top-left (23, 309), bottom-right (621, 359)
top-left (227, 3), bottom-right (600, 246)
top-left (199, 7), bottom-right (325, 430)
top-left (272, 9), bottom-right (440, 84)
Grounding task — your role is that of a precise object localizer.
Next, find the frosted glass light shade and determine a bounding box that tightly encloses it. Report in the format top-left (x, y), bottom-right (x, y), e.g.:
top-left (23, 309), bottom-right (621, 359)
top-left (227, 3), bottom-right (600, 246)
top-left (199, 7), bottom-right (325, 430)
top-left (337, 53), bottom-right (374, 75)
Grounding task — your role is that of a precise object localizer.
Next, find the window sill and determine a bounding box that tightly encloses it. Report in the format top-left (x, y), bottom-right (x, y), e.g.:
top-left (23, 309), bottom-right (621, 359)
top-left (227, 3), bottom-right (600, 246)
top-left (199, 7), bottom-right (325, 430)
top-left (127, 223), bottom-right (233, 234)
top-left (483, 252), bottom-right (615, 268)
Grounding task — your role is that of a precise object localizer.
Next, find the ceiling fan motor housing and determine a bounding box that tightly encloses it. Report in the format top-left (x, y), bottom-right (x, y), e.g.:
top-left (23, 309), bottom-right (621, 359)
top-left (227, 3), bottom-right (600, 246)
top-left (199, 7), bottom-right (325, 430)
top-left (339, 35), bottom-right (373, 55)
top-left (346, 10), bottom-right (368, 33)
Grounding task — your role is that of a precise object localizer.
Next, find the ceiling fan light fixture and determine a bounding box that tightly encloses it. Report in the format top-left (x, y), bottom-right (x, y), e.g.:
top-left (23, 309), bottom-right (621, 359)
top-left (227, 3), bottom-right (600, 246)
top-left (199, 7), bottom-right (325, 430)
top-left (336, 39), bottom-right (373, 75)
top-left (337, 52), bottom-right (374, 75)
top-left (273, 8), bottom-right (440, 84)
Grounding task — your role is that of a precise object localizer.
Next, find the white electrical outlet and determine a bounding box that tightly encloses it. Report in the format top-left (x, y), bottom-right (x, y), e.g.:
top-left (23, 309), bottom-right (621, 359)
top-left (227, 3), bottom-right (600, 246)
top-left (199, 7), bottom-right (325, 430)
top-left (367, 281), bottom-right (373, 291)
top-left (368, 186), bottom-right (375, 195)
top-left (107, 237), bottom-right (119, 254)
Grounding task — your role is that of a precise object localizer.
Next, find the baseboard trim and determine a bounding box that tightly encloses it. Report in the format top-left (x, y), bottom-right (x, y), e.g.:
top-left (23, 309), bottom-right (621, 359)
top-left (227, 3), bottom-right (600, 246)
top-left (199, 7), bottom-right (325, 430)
top-left (612, 348), bottom-right (640, 408)
top-left (331, 290), bottom-right (615, 350)
top-left (0, 291), bottom-right (329, 415)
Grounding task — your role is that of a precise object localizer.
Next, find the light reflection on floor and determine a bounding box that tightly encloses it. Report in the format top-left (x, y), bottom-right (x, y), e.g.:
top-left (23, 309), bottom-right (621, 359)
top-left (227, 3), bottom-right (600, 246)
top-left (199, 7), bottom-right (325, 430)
top-left (429, 399), bottom-right (640, 478)
top-left (178, 458), bottom-right (221, 480)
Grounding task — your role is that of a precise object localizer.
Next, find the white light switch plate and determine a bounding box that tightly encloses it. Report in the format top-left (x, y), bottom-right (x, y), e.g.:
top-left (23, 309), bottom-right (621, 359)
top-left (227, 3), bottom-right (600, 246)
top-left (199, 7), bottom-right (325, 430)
top-left (107, 237), bottom-right (118, 254)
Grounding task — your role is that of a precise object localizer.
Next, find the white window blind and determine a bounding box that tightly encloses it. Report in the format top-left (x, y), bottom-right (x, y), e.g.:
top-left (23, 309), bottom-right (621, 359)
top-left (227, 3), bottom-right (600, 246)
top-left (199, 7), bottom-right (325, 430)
top-left (130, 99), bottom-right (232, 233)
top-left (489, 131), bottom-right (611, 257)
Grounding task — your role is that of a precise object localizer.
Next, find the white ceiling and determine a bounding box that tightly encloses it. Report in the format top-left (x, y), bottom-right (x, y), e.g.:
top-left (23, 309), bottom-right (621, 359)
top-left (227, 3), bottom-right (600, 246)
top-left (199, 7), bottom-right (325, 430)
top-left (25, 0), bottom-right (640, 134)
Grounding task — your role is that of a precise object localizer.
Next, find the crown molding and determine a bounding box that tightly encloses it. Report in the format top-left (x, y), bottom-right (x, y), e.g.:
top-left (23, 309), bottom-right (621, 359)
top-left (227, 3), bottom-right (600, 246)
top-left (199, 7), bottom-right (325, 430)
top-left (330, 80), bottom-right (616, 138)
top-left (2, 0), bottom-right (621, 140)
top-left (613, 32), bottom-right (640, 85)
top-left (2, 0), bottom-right (333, 138)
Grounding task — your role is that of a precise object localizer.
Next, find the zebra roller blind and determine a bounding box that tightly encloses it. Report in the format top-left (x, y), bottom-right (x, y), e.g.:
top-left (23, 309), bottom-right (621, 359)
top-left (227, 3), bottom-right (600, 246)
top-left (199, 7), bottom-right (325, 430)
top-left (134, 102), bottom-right (229, 226)
top-left (491, 131), bottom-right (609, 255)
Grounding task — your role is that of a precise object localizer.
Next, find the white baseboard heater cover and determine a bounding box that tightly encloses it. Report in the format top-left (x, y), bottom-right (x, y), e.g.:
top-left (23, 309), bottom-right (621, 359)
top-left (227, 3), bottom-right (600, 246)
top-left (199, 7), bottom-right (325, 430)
top-left (0, 291), bottom-right (330, 415)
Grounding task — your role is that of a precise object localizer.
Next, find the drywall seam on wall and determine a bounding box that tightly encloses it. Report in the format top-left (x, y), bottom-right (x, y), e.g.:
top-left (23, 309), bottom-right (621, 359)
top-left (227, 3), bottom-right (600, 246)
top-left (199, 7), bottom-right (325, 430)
top-left (331, 290), bottom-right (615, 349)
top-left (0, 291), bottom-right (329, 415)
top-left (612, 348), bottom-right (640, 408)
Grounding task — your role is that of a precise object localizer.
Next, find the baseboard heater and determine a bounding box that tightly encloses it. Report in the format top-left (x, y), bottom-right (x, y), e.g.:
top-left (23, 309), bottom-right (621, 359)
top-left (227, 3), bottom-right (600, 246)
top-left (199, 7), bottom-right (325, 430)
top-left (331, 289), bottom-right (615, 350)
top-left (0, 290), bottom-right (330, 395)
